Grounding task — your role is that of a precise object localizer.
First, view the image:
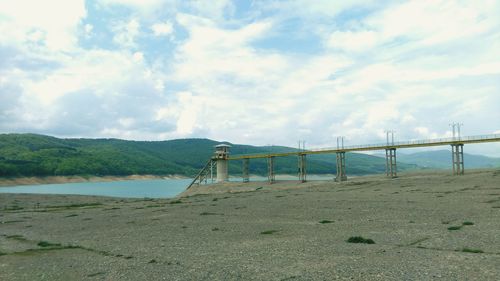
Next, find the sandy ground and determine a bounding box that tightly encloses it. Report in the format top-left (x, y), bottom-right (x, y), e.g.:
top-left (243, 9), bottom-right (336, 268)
top-left (0, 175), bottom-right (188, 187)
top-left (1, 169), bottom-right (500, 280)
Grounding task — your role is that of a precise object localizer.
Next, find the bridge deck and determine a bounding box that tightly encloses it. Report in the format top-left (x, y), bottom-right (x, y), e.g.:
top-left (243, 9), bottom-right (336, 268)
top-left (228, 134), bottom-right (500, 160)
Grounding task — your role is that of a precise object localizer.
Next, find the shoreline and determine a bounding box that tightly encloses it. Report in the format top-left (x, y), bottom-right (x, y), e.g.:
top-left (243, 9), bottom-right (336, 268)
top-left (0, 174), bottom-right (190, 187)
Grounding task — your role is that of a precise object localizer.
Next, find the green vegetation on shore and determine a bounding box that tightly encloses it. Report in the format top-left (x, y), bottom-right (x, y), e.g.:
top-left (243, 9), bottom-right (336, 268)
top-left (0, 133), bottom-right (420, 178)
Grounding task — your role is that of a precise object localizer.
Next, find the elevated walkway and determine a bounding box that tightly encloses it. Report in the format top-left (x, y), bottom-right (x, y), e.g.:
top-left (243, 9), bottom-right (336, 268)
top-left (228, 134), bottom-right (500, 160)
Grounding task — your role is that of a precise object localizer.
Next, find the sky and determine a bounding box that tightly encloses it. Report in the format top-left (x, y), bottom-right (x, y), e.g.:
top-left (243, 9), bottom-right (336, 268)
top-left (1, 0), bottom-right (500, 156)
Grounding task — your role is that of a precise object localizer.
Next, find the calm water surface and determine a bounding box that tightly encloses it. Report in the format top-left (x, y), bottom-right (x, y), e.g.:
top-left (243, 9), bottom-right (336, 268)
top-left (0, 175), bottom-right (338, 198)
top-left (0, 179), bottom-right (193, 198)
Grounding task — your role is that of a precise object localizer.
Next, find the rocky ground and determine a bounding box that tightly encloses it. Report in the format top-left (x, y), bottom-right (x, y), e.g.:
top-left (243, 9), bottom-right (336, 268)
top-left (1, 169), bottom-right (499, 280)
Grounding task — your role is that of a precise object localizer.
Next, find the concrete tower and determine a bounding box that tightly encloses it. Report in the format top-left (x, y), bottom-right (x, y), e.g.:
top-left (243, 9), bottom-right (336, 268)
top-left (214, 144), bottom-right (231, 182)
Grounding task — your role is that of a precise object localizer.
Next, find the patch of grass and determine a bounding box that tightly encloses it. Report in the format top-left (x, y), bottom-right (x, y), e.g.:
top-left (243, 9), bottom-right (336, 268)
top-left (37, 241), bottom-right (61, 247)
top-left (280, 276), bottom-right (298, 281)
top-left (6, 235), bottom-right (26, 241)
top-left (200, 212), bottom-right (221, 216)
top-left (460, 248), bottom-right (484, 253)
top-left (260, 230), bottom-right (279, 235)
top-left (87, 272), bottom-right (106, 277)
top-left (1, 220), bottom-right (25, 224)
top-left (347, 236), bottom-right (375, 244)
top-left (0, 251), bottom-right (6, 256)
top-left (148, 259), bottom-right (157, 264)
top-left (145, 205), bottom-right (161, 208)
top-left (462, 221), bottom-right (474, 226)
top-left (169, 200), bottom-right (183, 204)
top-left (212, 198), bottom-right (218, 201)
top-left (406, 237), bottom-right (430, 246)
top-left (65, 214), bottom-right (78, 217)
top-left (447, 226), bottom-right (462, 231)
top-left (53, 202), bottom-right (102, 209)
top-left (255, 187), bottom-right (263, 190)
top-left (4, 205), bottom-right (24, 211)
top-left (212, 227), bottom-right (219, 231)
top-left (319, 220), bottom-right (334, 224)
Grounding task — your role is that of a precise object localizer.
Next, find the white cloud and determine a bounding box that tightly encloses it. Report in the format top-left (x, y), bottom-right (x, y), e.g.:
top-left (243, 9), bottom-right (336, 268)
top-left (98, 0), bottom-right (167, 9)
top-left (151, 21), bottom-right (174, 37)
top-left (132, 51), bottom-right (144, 63)
top-left (187, 0), bottom-right (235, 20)
top-left (112, 18), bottom-right (141, 48)
top-left (327, 30), bottom-right (379, 52)
top-left (174, 14), bottom-right (284, 82)
top-left (367, 0), bottom-right (500, 46)
top-left (84, 24), bottom-right (93, 38)
top-left (0, 0), bottom-right (86, 50)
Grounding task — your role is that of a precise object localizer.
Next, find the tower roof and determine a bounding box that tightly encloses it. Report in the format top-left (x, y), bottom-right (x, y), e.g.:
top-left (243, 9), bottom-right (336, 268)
top-left (214, 144), bottom-right (231, 148)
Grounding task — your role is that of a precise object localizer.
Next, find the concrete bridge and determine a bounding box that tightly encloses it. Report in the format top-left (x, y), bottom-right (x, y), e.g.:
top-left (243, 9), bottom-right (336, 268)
top-left (187, 133), bottom-right (500, 189)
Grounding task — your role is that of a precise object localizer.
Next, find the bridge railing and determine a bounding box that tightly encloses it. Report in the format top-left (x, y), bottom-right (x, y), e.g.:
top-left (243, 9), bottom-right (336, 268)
top-left (314, 133), bottom-right (500, 152)
top-left (230, 134), bottom-right (500, 159)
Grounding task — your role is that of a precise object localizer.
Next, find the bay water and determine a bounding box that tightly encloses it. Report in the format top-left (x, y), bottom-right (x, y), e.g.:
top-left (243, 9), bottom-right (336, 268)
top-left (0, 179), bottom-right (192, 198)
top-left (0, 175), bottom-right (337, 198)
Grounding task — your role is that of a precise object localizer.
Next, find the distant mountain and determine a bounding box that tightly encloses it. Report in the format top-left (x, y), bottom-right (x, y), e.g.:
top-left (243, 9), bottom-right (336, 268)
top-left (397, 150), bottom-right (500, 169)
top-left (0, 133), bottom-right (418, 178)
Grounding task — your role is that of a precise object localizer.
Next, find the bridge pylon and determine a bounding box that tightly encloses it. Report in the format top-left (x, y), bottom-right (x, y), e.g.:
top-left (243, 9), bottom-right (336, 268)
top-left (335, 136), bottom-right (347, 182)
top-left (298, 154), bottom-right (306, 182)
top-left (385, 148), bottom-right (397, 178)
top-left (267, 156), bottom-right (275, 184)
top-left (451, 144), bottom-right (464, 175)
top-left (242, 158), bottom-right (250, 182)
top-left (335, 151), bottom-right (347, 182)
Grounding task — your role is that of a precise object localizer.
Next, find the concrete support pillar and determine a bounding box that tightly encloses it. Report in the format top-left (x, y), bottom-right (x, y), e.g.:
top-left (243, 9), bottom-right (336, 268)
top-left (267, 156), bottom-right (275, 184)
top-left (242, 158), bottom-right (249, 183)
top-left (385, 148), bottom-right (397, 178)
top-left (298, 154), bottom-right (307, 182)
top-left (216, 159), bottom-right (228, 182)
top-left (335, 152), bottom-right (347, 182)
top-left (214, 144), bottom-right (231, 183)
top-left (451, 144), bottom-right (464, 175)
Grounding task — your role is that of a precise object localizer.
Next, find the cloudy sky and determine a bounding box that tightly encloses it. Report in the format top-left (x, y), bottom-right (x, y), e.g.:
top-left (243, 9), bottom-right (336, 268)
top-left (1, 0), bottom-right (499, 155)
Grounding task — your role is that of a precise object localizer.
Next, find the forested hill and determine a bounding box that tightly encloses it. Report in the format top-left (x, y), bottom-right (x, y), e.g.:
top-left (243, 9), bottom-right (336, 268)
top-left (0, 134), bottom-right (418, 178)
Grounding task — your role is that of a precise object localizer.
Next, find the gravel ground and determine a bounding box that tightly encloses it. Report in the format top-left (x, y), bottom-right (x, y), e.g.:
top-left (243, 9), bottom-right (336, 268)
top-left (1, 169), bottom-right (499, 280)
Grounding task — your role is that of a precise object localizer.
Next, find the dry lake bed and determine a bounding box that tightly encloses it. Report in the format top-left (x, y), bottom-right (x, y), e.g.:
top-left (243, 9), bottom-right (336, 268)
top-left (1, 169), bottom-right (500, 280)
